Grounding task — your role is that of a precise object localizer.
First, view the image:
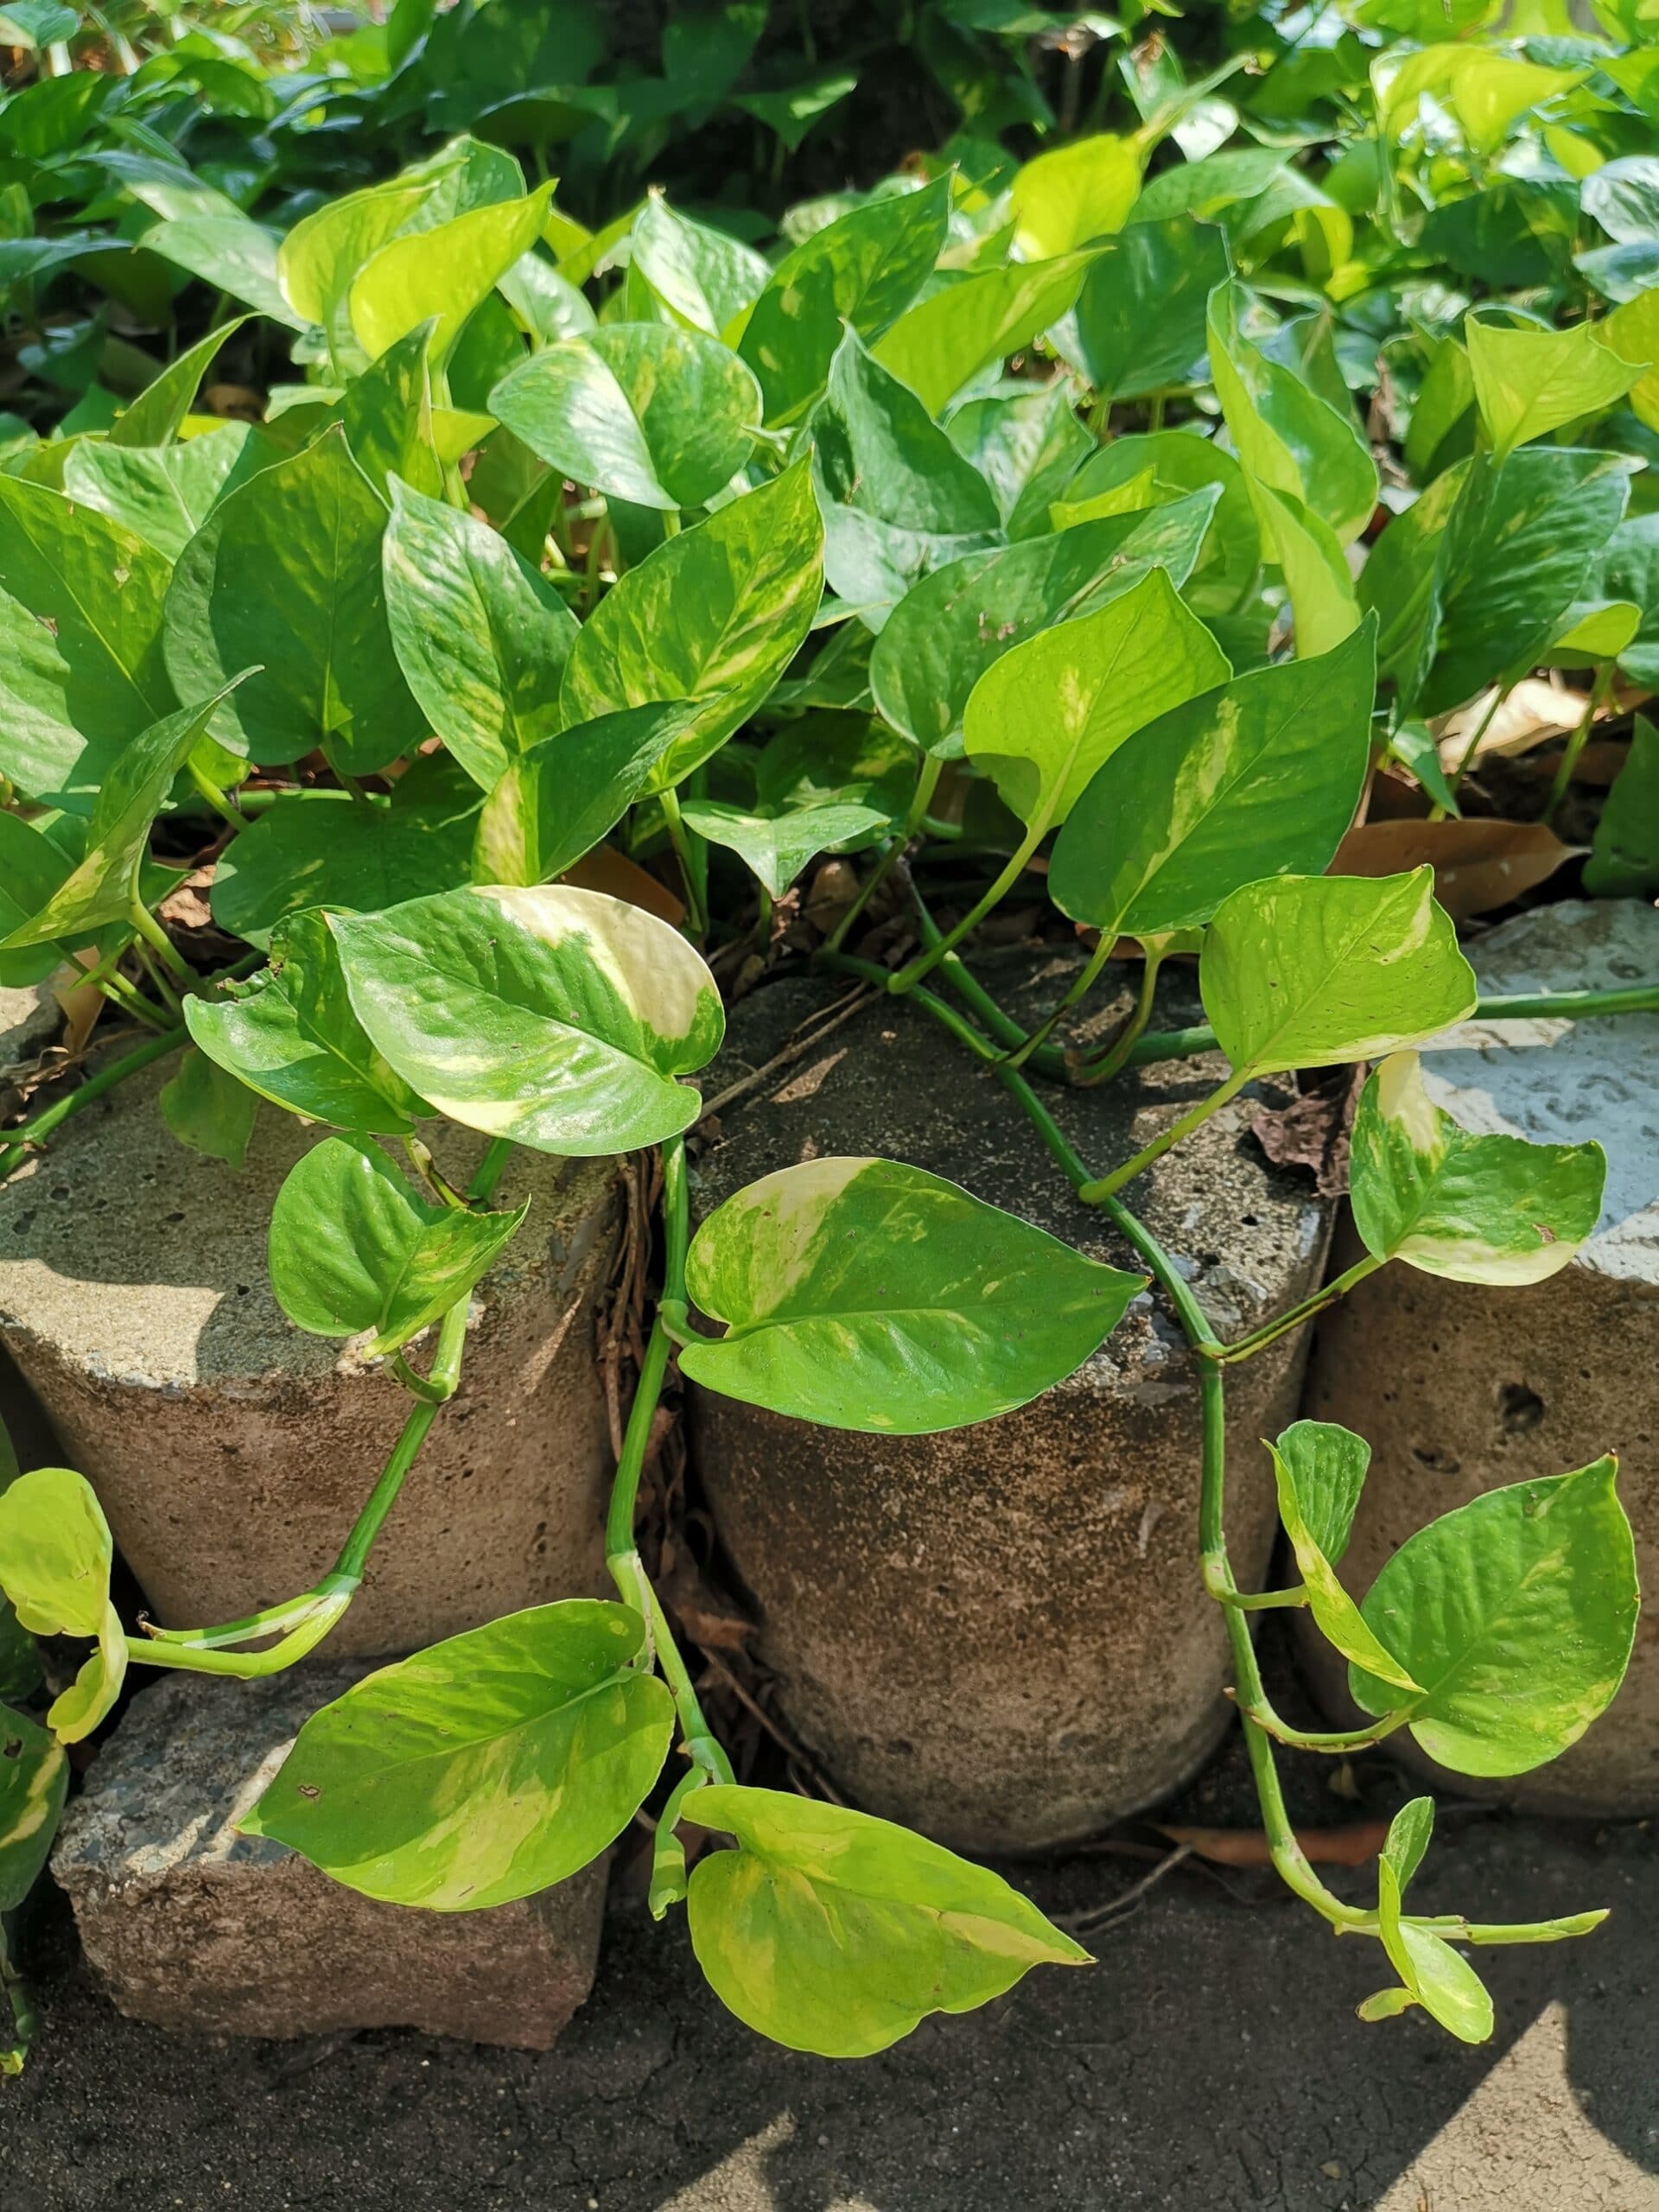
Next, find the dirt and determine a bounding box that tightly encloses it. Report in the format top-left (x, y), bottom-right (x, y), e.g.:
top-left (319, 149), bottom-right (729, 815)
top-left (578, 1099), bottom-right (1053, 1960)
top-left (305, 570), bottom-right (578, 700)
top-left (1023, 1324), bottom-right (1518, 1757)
top-left (6, 1672), bottom-right (1656, 2212)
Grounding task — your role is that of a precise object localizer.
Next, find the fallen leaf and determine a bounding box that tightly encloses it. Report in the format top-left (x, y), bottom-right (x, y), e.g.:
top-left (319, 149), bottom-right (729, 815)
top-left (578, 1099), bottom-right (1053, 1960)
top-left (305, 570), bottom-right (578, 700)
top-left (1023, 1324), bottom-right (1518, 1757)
top-left (1160, 1820), bottom-right (1389, 1868)
top-left (561, 843), bottom-right (685, 925)
top-left (1436, 677), bottom-right (1587, 768)
top-left (1251, 1065), bottom-right (1363, 1198)
top-left (1332, 817), bottom-right (1578, 919)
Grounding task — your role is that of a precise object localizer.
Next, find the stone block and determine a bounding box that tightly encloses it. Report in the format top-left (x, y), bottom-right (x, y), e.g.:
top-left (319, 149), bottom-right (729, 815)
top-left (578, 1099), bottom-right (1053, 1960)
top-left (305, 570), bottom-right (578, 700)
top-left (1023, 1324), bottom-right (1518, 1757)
top-left (1303, 899), bottom-right (1659, 1814)
top-left (0, 1067), bottom-right (620, 1656)
top-left (52, 1666), bottom-right (607, 2047)
top-left (686, 954), bottom-right (1334, 1853)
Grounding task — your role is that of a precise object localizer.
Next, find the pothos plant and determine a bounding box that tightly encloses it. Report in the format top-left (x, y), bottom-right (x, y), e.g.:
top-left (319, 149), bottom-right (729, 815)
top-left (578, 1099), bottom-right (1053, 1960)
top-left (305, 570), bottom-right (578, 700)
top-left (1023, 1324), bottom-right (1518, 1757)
top-left (0, 32), bottom-right (1656, 2070)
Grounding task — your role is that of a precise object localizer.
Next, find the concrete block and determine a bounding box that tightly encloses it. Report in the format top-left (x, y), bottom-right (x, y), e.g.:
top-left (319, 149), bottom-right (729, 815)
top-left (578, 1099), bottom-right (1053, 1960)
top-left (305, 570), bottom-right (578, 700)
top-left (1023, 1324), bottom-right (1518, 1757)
top-left (1303, 899), bottom-right (1659, 1814)
top-left (52, 1666), bottom-right (607, 2047)
top-left (687, 954), bottom-right (1334, 1853)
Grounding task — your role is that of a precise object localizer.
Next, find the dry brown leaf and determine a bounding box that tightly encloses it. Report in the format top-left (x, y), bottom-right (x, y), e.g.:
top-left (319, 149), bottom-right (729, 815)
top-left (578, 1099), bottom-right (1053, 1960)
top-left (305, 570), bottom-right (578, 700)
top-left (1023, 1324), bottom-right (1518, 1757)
top-left (1251, 1065), bottom-right (1363, 1198)
top-left (1436, 677), bottom-right (1587, 767)
top-left (561, 843), bottom-right (685, 925)
top-left (1332, 817), bottom-right (1578, 919)
top-left (1160, 1820), bottom-right (1389, 1868)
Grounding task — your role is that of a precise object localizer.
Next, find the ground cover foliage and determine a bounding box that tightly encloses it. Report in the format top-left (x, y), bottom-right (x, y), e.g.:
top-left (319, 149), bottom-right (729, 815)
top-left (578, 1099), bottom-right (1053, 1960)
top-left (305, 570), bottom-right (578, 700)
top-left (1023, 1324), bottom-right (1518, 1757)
top-left (0, 0), bottom-right (1656, 2075)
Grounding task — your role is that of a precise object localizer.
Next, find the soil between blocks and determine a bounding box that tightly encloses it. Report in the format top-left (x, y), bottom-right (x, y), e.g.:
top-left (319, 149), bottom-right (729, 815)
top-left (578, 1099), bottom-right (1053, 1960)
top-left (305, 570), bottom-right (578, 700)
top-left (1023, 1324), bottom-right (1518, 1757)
top-left (50, 1665), bottom-right (607, 2048)
top-left (684, 950), bottom-right (1335, 1853)
top-left (1303, 899), bottom-right (1659, 1815)
top-left (0, 1065), bottom-right (621, 1656)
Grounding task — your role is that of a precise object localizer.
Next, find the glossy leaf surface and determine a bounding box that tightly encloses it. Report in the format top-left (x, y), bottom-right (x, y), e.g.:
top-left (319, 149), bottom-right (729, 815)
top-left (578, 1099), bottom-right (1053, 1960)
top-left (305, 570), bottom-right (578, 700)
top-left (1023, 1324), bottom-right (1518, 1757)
top-left (474, 703), bottom-right (699, 887)
top-left (0, 1469), bottom-right (125, 1744)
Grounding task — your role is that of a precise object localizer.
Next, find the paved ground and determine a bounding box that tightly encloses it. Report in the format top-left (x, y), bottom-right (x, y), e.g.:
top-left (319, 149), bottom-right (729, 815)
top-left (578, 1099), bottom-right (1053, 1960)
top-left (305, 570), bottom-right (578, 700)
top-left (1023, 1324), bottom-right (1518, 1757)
top-left (5, 1731), bottom-right (1656, 2212)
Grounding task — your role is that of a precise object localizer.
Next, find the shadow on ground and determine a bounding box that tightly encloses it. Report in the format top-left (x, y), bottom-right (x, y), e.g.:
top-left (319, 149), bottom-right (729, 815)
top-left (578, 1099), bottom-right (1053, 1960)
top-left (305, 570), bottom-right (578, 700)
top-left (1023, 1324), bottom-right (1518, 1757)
top-left (5, 1797), bottom-right (1655, 2212)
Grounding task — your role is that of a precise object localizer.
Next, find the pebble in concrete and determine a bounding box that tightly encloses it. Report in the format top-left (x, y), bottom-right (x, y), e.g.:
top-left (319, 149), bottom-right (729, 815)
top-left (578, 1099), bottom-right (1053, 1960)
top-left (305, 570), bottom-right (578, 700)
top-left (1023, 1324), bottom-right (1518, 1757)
top-left (0, 1065), bottom-right (620, 1656)
top-left (53, 1666), bottom-right (607, 2046)
top-left (687, 953), bottom-right (1334, 1855)
top-left (1303, 899), bottom-right (1659, 1815)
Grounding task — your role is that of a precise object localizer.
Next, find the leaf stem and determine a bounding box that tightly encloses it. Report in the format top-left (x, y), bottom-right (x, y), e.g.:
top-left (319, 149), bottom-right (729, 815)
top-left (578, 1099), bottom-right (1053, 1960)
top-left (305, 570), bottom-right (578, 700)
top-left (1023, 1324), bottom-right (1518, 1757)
top-left (823, 755), bottom-right (942, 953)
top-left (0, 1921), bottom-right (39, 2076)
top-left (1205, 1253), bottom-right (1386, 1365)
top-left (1078, 1069), bottom-right (1251, 1201)
top-left (1070, 939), bottom-right (1168, 1085)
top-left (1541, 659), bottom-right (1614, 826)
top-left (1001, 930), bottom-right (1117, 1071)
top-left (886, 823), bottom-right (1044, 994)
top-left (187, 760), bottom-right (245, 832)
top-left (126, 899), bottom-right (194, 989)
top-left (659, 786), bottom-right (709, 939)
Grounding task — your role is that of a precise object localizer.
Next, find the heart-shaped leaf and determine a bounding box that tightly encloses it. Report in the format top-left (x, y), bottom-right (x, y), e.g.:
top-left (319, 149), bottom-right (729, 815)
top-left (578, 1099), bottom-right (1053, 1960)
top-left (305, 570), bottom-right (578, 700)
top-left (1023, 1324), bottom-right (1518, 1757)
top-left (243, 1600), bottom-right (674, 1908)
top-left (1350, 1052), bottom-right (1605, 1284)
top-left (1586, 714), bottom-right (1659, 896)
top-left (494, 326), bottom-right (760, 515)
top-left (963, 567), bottom-right (1230, 834)
top-left (560, 458), bottom-right (823, 791)
top-left (160, 1047), bottom-right (260, 1169)
top-left (1350, 1459), bottom-right (1638, 1777)
top-left (683, 1783), bottom-right (1089, 2057)
top-left (383, 477), bottom-right (578, 791)
top-left (0, 1469), bottom-right (126, 1745)
top-left (474, 702), bottom-right (701, 887)
top-left (111, 315), bottom-right (249, 450)
top-left (680, 1157), bottom-right (1143, 1433)
top-left (1048, 617), bottom-right (1373, 937)
top-left (349, 184), bottom-right (555, 366)
top-left (626, 194), bottom-right (770, 338)
top-left (63, 423), bottom-right (267, 563)
top-left (2, 679), bottom-right (245, 949)
top-left (871, 251), bottom-right (1099, 419)
top-left (1272, 1420), bottom-right (1370, 1567)
top-left (1200, 869), bottom-right (1476, 1078)
top-left (267, 1135), bottom-right (528, 1357)
top-left (679, 796), bottom-right (892, 899)
top-left (1375, 1798), bottom-right (1493, 2044)
top-left (186, 909), bottom-right (426, 1134)
top-left (1465, 315), bottom-right (1647, 463)
top-left (871, 501), bottom-right (1218, 760)
top-left (945, 382), bottom-right (1092, 542)
top-left (1007, 131), bottom-right (1142, 257)
top-left (1056, 217), bottom-right (1229, 403)
top-left (1063, 430), bottom-right (1261, 618)
top-left (737, 177), bottom-right (950, 426)
top-left (1269, 1433), bottom-right (1419, 1694)
top-left (165, 425), bottom-right (424, 773)
top-left (331, 884), bottom-right (724, 1155)
top-left (1208, 280), bottom-right (1377, 545)
top-left (0, 1701), bottom-right (67, 1915)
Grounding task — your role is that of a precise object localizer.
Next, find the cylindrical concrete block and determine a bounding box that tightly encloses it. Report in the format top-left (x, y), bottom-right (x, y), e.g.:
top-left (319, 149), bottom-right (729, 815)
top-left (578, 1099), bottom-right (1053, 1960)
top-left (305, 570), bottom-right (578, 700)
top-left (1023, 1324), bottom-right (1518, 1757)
top-left (687, 959), bottom-right (1335, 1854)
top-left (1302, 900), bottom-right (1659, 1816)
top-left (0, 1066), bottom-right (620, 1656)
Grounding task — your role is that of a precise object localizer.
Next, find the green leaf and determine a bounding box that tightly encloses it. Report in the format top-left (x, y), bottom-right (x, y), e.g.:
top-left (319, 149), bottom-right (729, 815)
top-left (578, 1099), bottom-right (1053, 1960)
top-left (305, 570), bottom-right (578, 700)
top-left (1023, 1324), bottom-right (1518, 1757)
top-left (1604, 285), bottom-right (1659, 435)
top-left (0, 1468), bottom-right (126, 1745)
top-left (0, 1702), bottom-right (66, 1915)
top-left (1375, 1799), bottom-right (1493, 2045)
top-left (2, 681), bottom-right (245, 949)
top-left (810, 328), bottom-right (1001, 617)
top-left (1207, 281), bottom-right (1376, 546)
top-left (268, 1135), bottom-right (528, 1357)
top-left (111, 318), bottom-right (249, 450)
top-left (489, 325), bottom-right (760, 512)
top-left (1270, 1433), bottom-right (1419, 1694)
top-left (1047, 618), bottom-right (1373, 937)
top-left (679, 796), bottom-right (891, 899)
top-left (1425, 450), bottom-right (1633, 716)
top-left (737, 177), bottom-right (950, 426)
top-left (681, 1157), bottom-right (1143, 1433)
top-left (1377, 43), bottom-right (1581, 156)
top-left (243, 1600), bottom-right (674, 1908)
top-left (331, 884), bottom-right (724, 1156)
top-left (1586, 714), bottom-right (1659, 897)
top-left (1405, 335), bottom-right (1476, 484)
top-left (944, 381), bottom-right (1092, 541)
top-left (1272, 1421), bottom-right (1370, 1567)
top-left (62, 422), bottom-right (266, 562)
top-left (1465, 315), bottom-right (1647, 464)
top-left (210, 753), bottom-right (480, 950)
top-left (628, 194), bottom-right (770, 338)
top-left (1600, 516), bottom-right (1659, 690)
top-left (1056, 219), bottom-right (1229, 404)
top-left (871, 504), bottom-right (1218, 761)
top-left (683, 1783), bottom-right (1089, 2058)
top-left (383, 477), bottom-right (578, 791)
top-left (1357, 1984), bottom-right (1418, 2024)
top-left (963, 567), bottom-right (1230, 834)
top-left (872, 251), bottom-right (1099, 419)
top-left (0, 810), bottom-right (77, 986)
top-left (1351, 1459), bottom-right (1638, 1778)
top-left (0, 586), bottom-right (101, 812)
top-left (1007, 133), bottom-right (1142, 257)
top-left (0, 474), bottom-right (175, 753)
top-left (141, 216), bottom-right (306, 330)
top-left (279, 180), bottom-right (434, 330)
top-left (334, 322), bottom-right (445, 501)
top-left (1200, 870), bottom-right (1476, 1079)
top-left (1249, 478), bottom-right (1361, 658)
top-left (349, 184), bottom-right (555, 366)
top-left (1350, 1052), bottom-right (1605, 1285)
top-left (474, 703), bottom-right (701, 887)
top-left (185, 908), bottom-right (425, 1135)
top-left (165, 425), bottom-right (424, 774)
top-left (560, 458), bottom-right (823, 791)
top-left (1063, 430), bottom-right (1261, 618)
top-left (160, 1046), bottom-right (259, 1169)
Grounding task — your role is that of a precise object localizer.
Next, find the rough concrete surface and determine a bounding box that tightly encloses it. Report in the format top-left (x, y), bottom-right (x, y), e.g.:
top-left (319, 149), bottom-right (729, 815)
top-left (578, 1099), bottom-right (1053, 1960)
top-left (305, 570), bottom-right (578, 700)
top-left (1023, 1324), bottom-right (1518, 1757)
top-left (687, 954), bottom-right (1334, 1853)
top-left (6, 1706), bottom-right (1656, 2212)
top-left (51, 1667), bottom-right (607, 2049)
top-left (1304, 900), bottom-right (1659, 1815)
top-left (0, 1066), bottom-right (621, 1655)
